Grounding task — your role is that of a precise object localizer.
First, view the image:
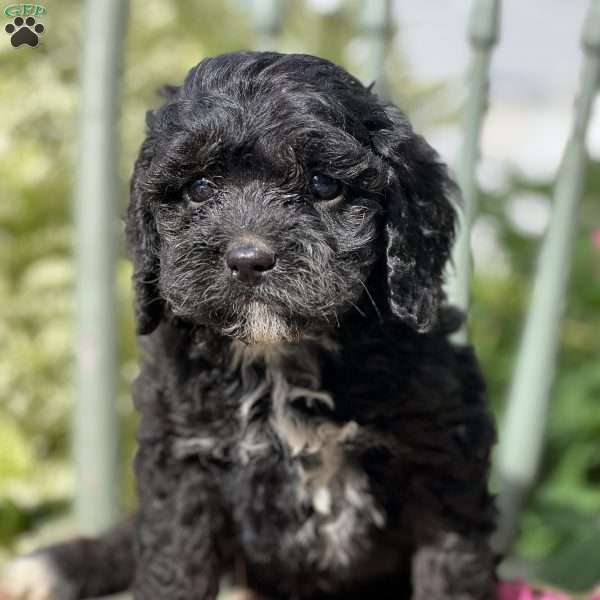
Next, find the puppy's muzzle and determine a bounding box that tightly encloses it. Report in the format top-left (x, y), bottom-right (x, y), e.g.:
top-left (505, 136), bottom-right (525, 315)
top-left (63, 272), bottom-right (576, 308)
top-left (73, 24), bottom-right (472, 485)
top-left (226, 243), bottom-right (276, 284)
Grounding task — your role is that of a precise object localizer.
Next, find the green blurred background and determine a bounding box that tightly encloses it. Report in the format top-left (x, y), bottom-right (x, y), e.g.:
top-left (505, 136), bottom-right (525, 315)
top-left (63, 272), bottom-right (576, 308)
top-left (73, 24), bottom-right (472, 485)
top-left (1, 0), bottom-right (599, 592)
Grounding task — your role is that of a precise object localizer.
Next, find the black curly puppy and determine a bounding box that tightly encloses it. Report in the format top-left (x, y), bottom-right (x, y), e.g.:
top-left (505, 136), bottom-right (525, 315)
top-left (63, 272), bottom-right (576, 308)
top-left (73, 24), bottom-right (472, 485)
top-left (0, 52), bottom-right (497, 600)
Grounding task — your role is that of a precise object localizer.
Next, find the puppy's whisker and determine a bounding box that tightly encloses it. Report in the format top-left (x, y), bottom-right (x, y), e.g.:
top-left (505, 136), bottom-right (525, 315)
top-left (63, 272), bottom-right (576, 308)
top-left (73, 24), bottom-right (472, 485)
top-left (359, 280), bottom-right (383, 323)
top-left (140, 275), bottom-right (160, 285)
top-left (144, 295), bottom-right (164, 307)
top-left (349, 302), bottom-right (366, 318)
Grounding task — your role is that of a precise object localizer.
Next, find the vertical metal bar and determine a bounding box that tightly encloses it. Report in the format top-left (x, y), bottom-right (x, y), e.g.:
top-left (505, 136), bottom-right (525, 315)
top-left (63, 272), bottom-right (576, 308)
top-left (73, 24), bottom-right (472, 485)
top-left (252, 0), bottom-right (284, 50)
top-left (73, 0), bottom-right (128, 534)
top-left (360, 0), bottom-right (393, 97)
top-left (446, 0), bottom-right (500, 343)
top-left (494, 0), bottom-right (600, 553)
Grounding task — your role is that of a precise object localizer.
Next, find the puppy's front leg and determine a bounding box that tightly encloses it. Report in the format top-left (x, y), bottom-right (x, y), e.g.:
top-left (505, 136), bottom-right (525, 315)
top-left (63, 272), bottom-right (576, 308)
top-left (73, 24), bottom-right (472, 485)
top-left (133, 449), bottom-right (226, 600)
top-left (407, 465), bottom-right (497, 600)
top-left (172, 474), bottom-right (227, 600)
top-left (411, 530), bottom-right (496, 600)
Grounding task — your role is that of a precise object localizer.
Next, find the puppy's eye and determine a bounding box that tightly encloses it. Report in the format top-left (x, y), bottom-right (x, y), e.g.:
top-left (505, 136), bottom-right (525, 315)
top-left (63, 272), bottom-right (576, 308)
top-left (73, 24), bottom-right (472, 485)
top-left (309, 174), bottom-right (341, 201)
top-left (187, 178), bottom-right (214, 204)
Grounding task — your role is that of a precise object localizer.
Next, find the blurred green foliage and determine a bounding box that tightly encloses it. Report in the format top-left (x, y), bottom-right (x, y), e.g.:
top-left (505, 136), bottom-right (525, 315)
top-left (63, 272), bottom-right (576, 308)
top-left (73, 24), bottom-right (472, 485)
top-left (0, 0), bottom-right (599, 591)
top-left (471, 171), bottom-right (600, 590)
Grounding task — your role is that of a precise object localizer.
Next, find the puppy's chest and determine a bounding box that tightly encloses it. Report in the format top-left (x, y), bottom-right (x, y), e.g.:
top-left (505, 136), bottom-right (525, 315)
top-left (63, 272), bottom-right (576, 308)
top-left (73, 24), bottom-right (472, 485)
top-left (229, 358), bottom-right (386, 570)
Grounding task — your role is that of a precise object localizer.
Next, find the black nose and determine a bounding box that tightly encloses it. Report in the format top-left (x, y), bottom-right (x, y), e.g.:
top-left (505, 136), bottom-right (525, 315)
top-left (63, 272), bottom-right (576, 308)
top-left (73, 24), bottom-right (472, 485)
top-left (226, 244), bottom-right (276, 283)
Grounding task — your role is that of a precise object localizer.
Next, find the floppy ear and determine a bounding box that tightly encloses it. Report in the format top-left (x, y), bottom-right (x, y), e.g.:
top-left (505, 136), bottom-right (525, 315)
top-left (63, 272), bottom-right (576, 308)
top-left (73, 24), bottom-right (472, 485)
top-left (371, 104), bottom-right (457, 332)
top-left (125, 85), bottom-right (183, 335)
top-left (126, 135), bottom-right (163, 335)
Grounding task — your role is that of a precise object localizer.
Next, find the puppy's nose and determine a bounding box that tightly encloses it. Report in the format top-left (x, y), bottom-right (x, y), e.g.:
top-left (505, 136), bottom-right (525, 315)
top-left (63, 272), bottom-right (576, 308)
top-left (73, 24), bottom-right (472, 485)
top-left (226, 244), bottom-right (276, 283)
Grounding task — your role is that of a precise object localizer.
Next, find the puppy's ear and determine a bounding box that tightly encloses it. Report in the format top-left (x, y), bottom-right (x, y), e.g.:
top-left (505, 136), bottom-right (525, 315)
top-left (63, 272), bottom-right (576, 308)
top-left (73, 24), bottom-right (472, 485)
top-left (371, 104), bottom-right (457, 332)
top-left (125, 134), bottom-right (163, 335)
top-left (126, 85), bottom-right (182, 335)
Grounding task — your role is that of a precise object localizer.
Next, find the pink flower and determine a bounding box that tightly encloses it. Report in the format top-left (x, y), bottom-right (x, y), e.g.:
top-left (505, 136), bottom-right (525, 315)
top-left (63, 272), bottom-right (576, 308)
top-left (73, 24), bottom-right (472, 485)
top-left (497, 580), bottom-right (570, 600)
top-left (498, 580), bottom-right (535, 600)
top-left (591, 227), bottom-right (600, 251)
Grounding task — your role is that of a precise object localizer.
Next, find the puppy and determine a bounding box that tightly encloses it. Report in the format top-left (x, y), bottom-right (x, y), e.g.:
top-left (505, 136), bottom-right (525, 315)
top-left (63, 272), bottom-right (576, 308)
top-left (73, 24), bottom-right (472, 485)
top-left (0, 51), bottom-right (497, 600)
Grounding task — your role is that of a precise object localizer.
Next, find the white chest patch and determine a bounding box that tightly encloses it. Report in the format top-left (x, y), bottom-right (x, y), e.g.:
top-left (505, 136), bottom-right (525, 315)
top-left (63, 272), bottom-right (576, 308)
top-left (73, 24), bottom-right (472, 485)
top-left (234, 341), bottom-right (386, 569)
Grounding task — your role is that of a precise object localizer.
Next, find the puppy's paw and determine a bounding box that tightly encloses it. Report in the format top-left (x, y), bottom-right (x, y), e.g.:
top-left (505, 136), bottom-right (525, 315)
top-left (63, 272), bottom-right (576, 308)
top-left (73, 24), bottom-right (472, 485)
top-left (223, 587), bottom-right (266, 600)
top-left (0, 555), bottom-right (75, 600)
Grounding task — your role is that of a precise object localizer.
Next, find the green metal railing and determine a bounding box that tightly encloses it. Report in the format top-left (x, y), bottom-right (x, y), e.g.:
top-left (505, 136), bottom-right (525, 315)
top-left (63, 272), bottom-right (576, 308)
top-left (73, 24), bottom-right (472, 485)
top-left (446, 0), bottom-right (500, 343)
top-left (360, 0), bottom-right (393, 97)
top-left (494, 0), bottom-right (600, 552)
top-left (252, 0), bottom-right (284, 50)
top-left (71, 0), bottom-right (600, 560)
top-left (73, 0), bottom-right (128, 534)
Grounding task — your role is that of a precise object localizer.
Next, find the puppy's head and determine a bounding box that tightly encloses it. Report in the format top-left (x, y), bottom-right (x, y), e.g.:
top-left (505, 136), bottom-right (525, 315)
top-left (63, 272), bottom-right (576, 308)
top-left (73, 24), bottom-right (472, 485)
top-left (127, 52), bottom-right (456, 345)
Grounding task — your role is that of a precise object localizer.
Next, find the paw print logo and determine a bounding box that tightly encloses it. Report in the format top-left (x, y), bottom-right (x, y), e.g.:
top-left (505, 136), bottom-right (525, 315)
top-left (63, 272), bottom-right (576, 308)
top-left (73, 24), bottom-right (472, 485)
top-left (5, 16), bottom-right (44, 48)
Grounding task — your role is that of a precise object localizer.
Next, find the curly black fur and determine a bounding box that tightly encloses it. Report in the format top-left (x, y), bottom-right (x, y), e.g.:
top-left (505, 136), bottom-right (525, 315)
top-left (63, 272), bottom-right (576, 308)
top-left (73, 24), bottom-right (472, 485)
top-left (8, 51), bottom-right (497, 600)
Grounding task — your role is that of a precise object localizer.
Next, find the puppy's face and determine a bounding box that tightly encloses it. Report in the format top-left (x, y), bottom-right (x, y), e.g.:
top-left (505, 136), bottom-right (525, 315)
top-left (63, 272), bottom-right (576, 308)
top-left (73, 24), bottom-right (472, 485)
top-left (158, 169), bottom-right (380, 344)
top-left (128, 52), bottom-right (456, 344)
